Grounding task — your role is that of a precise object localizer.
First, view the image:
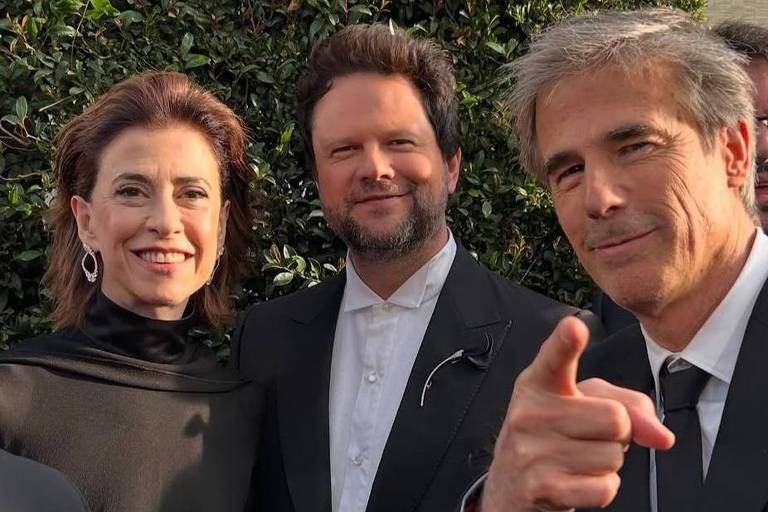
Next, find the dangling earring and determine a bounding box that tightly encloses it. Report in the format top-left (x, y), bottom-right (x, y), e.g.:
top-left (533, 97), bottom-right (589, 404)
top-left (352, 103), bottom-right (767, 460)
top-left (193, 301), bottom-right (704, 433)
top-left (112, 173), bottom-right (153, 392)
top-left (81, 243), bottom-right (98, 283)
top-left (206, 247), bottom-right (224, 286)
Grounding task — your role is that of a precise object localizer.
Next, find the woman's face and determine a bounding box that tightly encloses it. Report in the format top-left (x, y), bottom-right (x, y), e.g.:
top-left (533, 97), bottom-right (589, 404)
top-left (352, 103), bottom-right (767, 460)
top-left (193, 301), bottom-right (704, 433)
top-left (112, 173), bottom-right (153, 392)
top-left (72, 123), bottom-right (229, 320)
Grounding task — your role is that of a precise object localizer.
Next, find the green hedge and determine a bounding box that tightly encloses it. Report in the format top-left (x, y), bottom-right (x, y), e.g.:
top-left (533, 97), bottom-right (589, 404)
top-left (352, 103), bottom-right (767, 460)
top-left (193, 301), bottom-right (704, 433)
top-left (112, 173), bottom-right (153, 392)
top-left (0, 0), bottom-right (704, 352)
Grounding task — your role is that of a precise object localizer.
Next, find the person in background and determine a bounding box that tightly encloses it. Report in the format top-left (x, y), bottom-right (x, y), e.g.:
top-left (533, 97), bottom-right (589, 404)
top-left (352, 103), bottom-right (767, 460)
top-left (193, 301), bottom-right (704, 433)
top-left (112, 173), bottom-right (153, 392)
top-left (714, 20), bottom-right (768, 228)
top-left (231, 23), bottom-right (602, 512)
top-left (470, 8), bottom-right (767, 512)
top-left (0, 72), bottom-right (261, 512)
top-left (593, 19), bottom-right (768, 337)
top-left (0, 448), bottom-right (89, 511)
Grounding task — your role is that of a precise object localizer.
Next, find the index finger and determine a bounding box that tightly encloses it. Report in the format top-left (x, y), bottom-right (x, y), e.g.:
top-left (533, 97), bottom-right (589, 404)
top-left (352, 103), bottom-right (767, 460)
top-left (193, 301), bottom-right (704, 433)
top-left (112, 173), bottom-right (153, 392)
top-left (525, 316), bottom-right (591, 396)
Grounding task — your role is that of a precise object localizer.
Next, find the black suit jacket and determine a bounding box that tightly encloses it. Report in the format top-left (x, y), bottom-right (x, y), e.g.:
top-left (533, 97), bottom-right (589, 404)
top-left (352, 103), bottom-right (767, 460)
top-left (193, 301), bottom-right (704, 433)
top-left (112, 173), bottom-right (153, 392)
top-left (578, 278), bottom-right (768, 512)
top-left (591, 290), bottom-right (637, 336)
top-left (231, 244), bottom-right (603, 512)
top-left (0, 449), bottom-right (89, 511)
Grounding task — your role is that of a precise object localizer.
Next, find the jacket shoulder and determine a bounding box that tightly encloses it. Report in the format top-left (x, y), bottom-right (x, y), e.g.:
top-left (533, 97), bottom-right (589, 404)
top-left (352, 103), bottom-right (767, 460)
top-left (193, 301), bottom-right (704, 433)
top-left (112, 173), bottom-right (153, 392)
top-left (229, 274), bottom-right (344, 375)
top-left (473, 264), bottom-right (605, 342)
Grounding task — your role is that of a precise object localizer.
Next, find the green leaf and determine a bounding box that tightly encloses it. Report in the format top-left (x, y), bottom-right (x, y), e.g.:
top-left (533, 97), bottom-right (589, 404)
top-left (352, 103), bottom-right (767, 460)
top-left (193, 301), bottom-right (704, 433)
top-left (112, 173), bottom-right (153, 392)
top-left (87, 0), bottom-right (118, 19)
top-left (280, 123), bottom-right (294, 145)
top-left (8, 185), bottom-right (21, 206)
top-left (1, 115), bottom-right (19, 126)
top-left (117, 10), bottom-right (144, 24)
top-left (15, 97), bottom-right (28, 119)
top-left (180, 33), bottom-right (194, 57)
top-left (268, 244), bottom-right (281, 263)
top-left (255, 71), bottom-right (274, 84)
top-left (349, 4), bottom-right (372, 15)
top-left (16, 250), bottom-right (43, 262)
top-left (273, 272), bottom-right (294, 286)
top-left (184, 54), bottom-right (210, 69)
top-left (309, 19), bottom-right (325, 39)
top-left (481, 200), bottom-right (492, 218)
top-left (294, 256), bottom-right (307, 274)
top-left (485, 41), bottom-right (506, 55)
top-left (51, 24), bottom-right (78, 37)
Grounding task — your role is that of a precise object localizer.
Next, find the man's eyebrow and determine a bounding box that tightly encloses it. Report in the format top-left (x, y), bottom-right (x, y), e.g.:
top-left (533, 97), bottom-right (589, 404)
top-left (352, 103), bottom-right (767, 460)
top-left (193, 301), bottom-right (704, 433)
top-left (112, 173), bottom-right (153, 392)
top-left (543, 150), bottom-right (579, 177)
top-left (604, 124), bottom-right (673, 144)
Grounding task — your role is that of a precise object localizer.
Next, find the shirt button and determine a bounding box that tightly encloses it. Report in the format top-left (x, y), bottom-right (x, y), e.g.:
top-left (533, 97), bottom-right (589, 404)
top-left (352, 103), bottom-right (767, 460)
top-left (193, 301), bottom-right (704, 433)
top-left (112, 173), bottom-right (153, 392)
top-left (352, 454), bottom-right (364, 466)
top-left (367, 373), bottom-right (378, 383)
top-left (383, 303), bottom-right (392, 311)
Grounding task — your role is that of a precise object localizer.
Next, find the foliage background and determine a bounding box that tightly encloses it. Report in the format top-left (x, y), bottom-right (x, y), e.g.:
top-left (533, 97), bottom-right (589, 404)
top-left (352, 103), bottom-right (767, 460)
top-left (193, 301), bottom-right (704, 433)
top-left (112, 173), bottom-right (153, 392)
top-left (0, 0), bottom-right (704, 353)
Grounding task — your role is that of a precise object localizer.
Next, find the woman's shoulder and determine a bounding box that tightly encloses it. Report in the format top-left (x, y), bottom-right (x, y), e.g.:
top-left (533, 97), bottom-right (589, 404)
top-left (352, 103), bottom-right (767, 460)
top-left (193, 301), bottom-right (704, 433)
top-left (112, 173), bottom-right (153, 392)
top-left (1, 328), bottom-right (82, 356)
top-left (0, 329), bottom-right (249, 394)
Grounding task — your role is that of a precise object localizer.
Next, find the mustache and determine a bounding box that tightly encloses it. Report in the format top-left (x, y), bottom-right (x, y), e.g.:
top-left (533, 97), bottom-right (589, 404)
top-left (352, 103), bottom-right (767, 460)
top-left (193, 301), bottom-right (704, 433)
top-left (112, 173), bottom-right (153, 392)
top-left (346, 181), bottom-right (416, 203)
top-left (584, 215), bottom-right (662, 250)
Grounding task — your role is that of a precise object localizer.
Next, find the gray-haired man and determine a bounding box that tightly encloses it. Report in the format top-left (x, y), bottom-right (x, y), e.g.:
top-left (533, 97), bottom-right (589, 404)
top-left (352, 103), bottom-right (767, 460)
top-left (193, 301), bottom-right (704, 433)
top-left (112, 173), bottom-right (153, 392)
top-left (475, 9), bottom-right (767, 512)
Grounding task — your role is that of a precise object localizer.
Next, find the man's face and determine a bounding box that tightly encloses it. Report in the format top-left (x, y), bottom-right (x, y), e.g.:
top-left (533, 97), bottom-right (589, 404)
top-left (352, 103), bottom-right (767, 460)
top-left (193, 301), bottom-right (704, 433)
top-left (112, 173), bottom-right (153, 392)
top-left (746, 58), bottom-right (768, 228)
top-left (310, 72), bottom-right (460, 260)
top-left (535, 65), bottom-right (751, 315)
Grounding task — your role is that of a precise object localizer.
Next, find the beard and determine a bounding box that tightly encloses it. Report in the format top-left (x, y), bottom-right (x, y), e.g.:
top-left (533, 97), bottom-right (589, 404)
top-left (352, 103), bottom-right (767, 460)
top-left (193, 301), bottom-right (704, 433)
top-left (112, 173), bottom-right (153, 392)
top-left (323, 176), bottom-right (449, 262)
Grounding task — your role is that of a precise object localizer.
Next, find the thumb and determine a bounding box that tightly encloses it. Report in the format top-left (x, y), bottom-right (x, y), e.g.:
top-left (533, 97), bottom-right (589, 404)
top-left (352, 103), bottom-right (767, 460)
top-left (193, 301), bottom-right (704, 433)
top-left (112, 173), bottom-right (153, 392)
top-left (525, 316), bottom-right (590, 396)
top-left (626, 399), bottom-right (675, 450)
top-left (578, 378), bottom-right (675, 450)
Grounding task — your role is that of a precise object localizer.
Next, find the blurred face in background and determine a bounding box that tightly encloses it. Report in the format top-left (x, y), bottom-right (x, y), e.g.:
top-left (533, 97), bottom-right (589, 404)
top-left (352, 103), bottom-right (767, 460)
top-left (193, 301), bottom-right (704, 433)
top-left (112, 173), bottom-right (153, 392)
top-left (72, 124), bottom-right (229, 320)
top-left (746, 57), bottom-right (768, 228)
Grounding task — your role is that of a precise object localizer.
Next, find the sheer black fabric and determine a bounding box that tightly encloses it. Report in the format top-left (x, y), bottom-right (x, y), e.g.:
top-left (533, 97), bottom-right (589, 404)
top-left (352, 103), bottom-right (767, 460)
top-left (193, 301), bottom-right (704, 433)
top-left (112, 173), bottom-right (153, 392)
top-left (0, 291), bottom-right (262, 512)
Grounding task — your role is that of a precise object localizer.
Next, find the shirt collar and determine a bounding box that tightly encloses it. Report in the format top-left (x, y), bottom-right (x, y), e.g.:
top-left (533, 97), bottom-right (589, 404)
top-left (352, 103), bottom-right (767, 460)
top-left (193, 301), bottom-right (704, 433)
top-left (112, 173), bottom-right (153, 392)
top-left (341, 231), bottom-right (457, 313)
top-left (643, 229), bottom-right (768, 385)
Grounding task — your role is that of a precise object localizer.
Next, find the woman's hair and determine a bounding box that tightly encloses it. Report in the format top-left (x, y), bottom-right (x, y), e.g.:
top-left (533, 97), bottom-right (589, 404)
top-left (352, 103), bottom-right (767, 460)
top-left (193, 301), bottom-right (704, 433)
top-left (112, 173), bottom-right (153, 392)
top-left (45, 71), bottom-right (254, 328)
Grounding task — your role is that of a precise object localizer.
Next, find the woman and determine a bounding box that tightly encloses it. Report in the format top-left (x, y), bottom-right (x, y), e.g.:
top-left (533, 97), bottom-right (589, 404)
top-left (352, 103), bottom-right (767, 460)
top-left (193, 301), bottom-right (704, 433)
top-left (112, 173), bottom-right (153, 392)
top-left (0, 72), bottom-right (261, 511)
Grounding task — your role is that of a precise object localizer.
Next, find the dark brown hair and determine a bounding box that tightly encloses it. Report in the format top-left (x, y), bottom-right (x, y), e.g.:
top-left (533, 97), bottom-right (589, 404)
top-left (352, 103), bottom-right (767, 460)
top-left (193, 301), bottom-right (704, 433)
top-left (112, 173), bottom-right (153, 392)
top-left (713, 20), bottom-right (768, 62)
top-left (45, 71), bottom-right (254, 329)
top-left (296, 23), bottom-right (460, 173)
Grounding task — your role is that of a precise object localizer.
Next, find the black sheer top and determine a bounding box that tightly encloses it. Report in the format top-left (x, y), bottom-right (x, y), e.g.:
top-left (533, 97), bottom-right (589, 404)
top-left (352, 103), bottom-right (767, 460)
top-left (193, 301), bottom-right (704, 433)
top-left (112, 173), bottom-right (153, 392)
top-left (0, 291), bottom-right (262, 512)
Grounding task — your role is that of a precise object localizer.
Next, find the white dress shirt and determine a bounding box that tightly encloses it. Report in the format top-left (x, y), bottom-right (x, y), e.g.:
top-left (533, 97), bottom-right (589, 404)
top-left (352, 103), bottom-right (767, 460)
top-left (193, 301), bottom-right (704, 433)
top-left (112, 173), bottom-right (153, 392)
top-left (643, 229), bottom-right (768, 512)
top-left (329, 233), bottom-right (457, 512)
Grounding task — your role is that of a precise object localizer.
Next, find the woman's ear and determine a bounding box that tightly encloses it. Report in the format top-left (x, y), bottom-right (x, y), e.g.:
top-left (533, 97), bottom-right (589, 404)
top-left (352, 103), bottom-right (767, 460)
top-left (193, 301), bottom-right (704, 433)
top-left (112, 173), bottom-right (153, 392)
top-left (71, 195), bottom-right (99, 250)
top-left (218, 200), bottom-right (230, 249)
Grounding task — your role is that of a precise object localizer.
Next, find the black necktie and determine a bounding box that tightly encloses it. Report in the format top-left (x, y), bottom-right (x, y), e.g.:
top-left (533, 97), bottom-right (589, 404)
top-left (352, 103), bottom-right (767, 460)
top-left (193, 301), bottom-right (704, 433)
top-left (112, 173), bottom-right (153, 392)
top-left (655, 359), bottom-right (710, 512)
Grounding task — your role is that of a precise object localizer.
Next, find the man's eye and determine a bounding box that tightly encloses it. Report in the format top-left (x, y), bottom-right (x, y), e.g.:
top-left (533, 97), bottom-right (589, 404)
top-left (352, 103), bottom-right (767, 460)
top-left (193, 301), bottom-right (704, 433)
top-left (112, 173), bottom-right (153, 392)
top-left (559, 164), bottom-right (584, 180)
top-left (620, 141), bottom-right (653, 156)
top-left (331, 145), bottom-right (355, 156)
top-left (389, 139), bottom-right (414, 146)
top-left (549, 164), bottom-right (584, 189)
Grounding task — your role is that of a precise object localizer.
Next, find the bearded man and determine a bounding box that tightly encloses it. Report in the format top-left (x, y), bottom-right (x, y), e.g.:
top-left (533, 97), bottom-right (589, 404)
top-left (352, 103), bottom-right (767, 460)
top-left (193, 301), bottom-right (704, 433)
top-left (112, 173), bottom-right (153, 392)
top-left (231, 23), bottom-right (600, 512)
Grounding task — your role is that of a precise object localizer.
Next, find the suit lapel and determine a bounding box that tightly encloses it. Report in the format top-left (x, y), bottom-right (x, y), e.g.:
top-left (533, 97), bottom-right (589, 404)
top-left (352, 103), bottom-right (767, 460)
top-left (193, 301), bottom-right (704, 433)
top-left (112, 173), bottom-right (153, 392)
top-left (580, 325), bottom-right (653, 512)
top-left (700, 280), bottom-right (768, 512)
top-left (366, 246), bottom-right (511, 512)
top-left (278, 275), bottom-right (346, 512)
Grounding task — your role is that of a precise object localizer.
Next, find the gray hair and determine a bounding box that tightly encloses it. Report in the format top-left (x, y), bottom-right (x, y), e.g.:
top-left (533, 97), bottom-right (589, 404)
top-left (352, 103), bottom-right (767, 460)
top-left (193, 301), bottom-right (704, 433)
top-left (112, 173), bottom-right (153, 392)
top-left (713, 20), bottom-right (768, 62)
top-left (503, 8), bottom-right (756, 215)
